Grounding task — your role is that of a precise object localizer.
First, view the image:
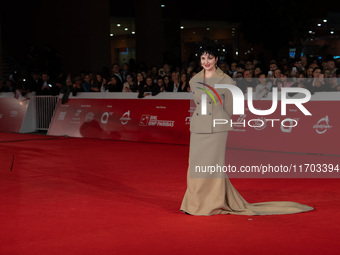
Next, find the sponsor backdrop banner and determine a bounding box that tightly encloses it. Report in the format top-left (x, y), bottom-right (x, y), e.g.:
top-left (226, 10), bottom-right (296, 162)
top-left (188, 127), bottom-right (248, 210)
top-left (48, 98), bottom-right (191, 145)
top-left (0, 97), bottom-right (30, 132)
top-left (48, 96), bottom-right (339, 155)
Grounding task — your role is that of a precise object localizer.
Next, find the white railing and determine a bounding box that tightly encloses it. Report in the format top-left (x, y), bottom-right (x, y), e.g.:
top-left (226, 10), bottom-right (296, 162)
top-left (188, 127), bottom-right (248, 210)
top-left (35, 96), bottom-right (59, 130)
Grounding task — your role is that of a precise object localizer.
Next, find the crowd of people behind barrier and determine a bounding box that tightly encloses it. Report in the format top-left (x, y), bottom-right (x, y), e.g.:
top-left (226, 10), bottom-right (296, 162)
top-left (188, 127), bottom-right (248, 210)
top-left (1, 55), bottom-right (340, 99)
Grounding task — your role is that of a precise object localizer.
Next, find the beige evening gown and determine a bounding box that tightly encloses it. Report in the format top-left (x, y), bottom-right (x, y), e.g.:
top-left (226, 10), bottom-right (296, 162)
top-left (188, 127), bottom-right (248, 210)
top-left (180, 132), bottom-right (314, 216)
top-left (180, 67), bottom-right (314, 216)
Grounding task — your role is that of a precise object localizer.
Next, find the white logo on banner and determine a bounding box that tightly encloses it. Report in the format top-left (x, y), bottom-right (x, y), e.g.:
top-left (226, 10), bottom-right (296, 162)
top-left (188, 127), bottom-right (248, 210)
top-left (120, 111), bottom-right (131, 125)
top-left (10, 111), bottom-right (18, 117)
top-left (72, 110), bottom-right (82, 122)
top-left (101, 112), bottom-right (113, 124)
top-left (58, 112), bottom-right (66, 120)
top-left (139, 114), bottom-right (174, 127)
top-left (281, 118), bottom-right (300, 133)
top-left (313, 116), bottom-right (332, 134)
top-left (185, 117), bottom-right (191, 125)
top-left (139, 114), bottom-right (150, 126)
top-left (74, 110), bottom-right (82, 117)
top-left (85, 112), bottom-right (95, 122)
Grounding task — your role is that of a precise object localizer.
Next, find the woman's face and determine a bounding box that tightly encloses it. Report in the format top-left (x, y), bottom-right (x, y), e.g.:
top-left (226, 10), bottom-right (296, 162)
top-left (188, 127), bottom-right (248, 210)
top-left (307, 68), bottom-right (313, 78)
top-left (200, 53), bottom-right (218, 72)
top-left (137, 73), bottom-right (143, 81)
top-left (172, 72), bottom-right (178, 83)
top-left (84, 75), bottom-right (90, 83)
top-left (96, 75), bottom-right (102, 82)
top-left (126, 75), bottom-right (133, 83)
top-left (274, 69), bottom-right (281, 78)
top-left (297, 73), bottom-right (305, 83)
top-left (181, 73), bottom-right (187, 83)
top-left (313, 68), bottom-right (321, 78)
top-left (324, 70), bottom-right (330, 78)
top-left (254, 67), bottom-right (261, 76)
top-left (146, 78), bottom-right (152, 86)
top-left (164, 76), bottom-right (169, 84)
top-left (157, 79), bottom-right (164, 87)
top-left (258, 74), bottom-right (266, 84)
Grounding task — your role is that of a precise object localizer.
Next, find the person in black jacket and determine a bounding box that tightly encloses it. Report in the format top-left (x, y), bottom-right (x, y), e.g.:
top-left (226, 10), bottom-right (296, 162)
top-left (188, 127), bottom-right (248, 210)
top-left (136, 72), bottom-right (145, 92)
top-left (138, 77), bottom-right (158, 98)
top-left (305, 67), bottom-right (336, 94)
top-left (26, 71), bottom-right (43, 93)
top-left (178, 73), bottom-right (190, 92)
top-left (152, 76), bottom-right (165, 96)
top-left (163, 75), bottom-right (173, 92)
top-left (107, 75), bottom-right (123, 92)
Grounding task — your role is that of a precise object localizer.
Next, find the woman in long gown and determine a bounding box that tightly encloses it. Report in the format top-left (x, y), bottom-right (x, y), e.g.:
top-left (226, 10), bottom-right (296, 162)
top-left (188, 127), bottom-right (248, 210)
top-left (180, 44), bottom-right (314, 216)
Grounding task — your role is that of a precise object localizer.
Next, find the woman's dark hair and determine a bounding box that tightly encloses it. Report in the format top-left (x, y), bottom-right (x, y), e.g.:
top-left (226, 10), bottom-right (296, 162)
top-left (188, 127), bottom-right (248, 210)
top-left (198, 42), bottom-right (219, 59)
top-left (136, 72), bottom-right (144, 79)
top-left (125, 72), bottom-right (134, 81)
top-left (180, 72), bottom-right (189, 84)
top-left (163, 75), bottom-right (171, 84)
top-left (312, 67), bottom-right (322, 74)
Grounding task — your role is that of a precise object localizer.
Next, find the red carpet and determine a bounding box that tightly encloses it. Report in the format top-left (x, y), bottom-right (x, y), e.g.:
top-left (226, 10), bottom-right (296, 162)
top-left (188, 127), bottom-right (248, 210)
top-left (0, 132), bottom-right (339, 255)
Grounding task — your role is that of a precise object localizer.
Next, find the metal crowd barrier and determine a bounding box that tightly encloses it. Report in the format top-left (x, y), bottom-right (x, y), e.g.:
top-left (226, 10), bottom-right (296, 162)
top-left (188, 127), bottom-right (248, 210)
top-left (35, 96), bottom-right (59, 130)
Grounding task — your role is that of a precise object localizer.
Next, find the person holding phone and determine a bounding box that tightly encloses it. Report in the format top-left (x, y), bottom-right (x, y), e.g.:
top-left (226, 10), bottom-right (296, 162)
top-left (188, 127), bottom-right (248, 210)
top-left (307, 67), bottom-right (335, 93)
